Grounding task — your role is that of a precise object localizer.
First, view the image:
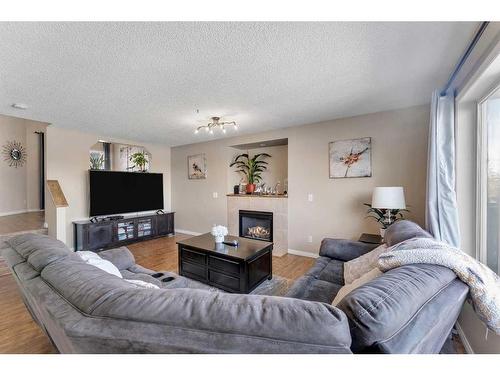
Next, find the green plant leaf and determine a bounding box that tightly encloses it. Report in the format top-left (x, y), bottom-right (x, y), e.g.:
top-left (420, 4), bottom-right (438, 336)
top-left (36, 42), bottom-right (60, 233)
top-left (230, 152), bottom-right (271, 185)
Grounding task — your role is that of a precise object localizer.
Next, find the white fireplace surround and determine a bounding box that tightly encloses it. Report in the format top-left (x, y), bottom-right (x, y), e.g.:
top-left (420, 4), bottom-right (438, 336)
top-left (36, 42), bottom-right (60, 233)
top-left (227, 196), bottom-right (288, 256)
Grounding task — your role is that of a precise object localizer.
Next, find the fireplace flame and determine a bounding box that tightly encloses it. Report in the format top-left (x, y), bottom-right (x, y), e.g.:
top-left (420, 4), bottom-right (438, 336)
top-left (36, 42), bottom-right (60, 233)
top-left (247, 226), bottom-right (270, 239)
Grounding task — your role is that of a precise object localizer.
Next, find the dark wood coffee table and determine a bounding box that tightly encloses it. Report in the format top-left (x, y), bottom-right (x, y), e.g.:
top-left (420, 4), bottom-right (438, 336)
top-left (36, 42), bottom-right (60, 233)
top-left (176, 233), bottom-right (273, 293)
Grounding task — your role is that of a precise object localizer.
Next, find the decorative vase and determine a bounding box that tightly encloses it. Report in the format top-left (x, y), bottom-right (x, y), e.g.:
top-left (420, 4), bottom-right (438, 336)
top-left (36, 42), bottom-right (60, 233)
top-left (246, 183), bottom-right (256, 194)
top-left (379, 228), bottom-right (386, 238)
top-left (211, 225), bottom-right (228, 243)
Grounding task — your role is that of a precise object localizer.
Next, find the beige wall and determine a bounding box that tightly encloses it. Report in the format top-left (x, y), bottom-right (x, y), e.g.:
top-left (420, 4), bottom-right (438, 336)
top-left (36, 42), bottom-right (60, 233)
top-left (45, 126), bottom-right (172, 247)
top-left (0, 115), bottom-right (27, 214)
top-left (0, 114), bottom-right (47, 215)
top-left (172, 105), bottom-right (429, 254)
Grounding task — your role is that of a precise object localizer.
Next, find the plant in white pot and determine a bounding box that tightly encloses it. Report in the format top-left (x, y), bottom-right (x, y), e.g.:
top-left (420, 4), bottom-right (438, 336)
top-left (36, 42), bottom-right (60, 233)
top-left (365, 187), bottom-right (408, 237)
top-left (211, 225), bottom-right (228, 243)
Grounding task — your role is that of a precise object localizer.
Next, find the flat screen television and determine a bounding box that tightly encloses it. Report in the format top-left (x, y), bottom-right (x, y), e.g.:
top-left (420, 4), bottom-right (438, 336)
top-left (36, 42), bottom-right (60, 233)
top-left (89, 170), bottom-right (164, 217)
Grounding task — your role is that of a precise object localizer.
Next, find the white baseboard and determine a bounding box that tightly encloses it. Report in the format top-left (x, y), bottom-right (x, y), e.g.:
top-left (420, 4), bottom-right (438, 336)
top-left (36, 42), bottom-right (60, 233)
top-left (0, 209), bottom-right (43, 217)
top-left (455, 322), bottom-right (474, 354)
top-left (287, 249), bottom-right (319, 258)
top-left (0, 210), bottom-right (26, 217)
top-left (175, 229), bottom-right (203, 236)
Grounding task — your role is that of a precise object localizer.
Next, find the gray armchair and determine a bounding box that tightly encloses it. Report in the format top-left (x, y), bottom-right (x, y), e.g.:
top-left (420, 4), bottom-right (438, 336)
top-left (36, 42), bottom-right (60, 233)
top-left (319, 238), bottom-right (379, 261)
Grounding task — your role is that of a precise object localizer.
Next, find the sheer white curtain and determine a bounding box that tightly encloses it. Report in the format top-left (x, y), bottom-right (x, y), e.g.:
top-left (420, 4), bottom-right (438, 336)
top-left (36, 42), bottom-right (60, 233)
top-left (425, 89), bottom-right (460, 247)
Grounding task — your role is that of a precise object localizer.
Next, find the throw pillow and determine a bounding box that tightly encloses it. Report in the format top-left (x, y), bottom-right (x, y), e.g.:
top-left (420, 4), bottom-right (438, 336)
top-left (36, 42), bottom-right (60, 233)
top-left (76, 251), bottom-right (123, 278)
top-left (344, 244), bottom-right (388, 284)
top-left (332, 267), bottom-right (382, 306)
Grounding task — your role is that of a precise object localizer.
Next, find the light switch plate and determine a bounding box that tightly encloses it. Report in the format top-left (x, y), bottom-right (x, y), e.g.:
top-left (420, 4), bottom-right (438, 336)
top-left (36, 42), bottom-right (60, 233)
top-left (212, 192), bottom-right (218, 198)
top-left (308, 193), bottom-right (314, 202)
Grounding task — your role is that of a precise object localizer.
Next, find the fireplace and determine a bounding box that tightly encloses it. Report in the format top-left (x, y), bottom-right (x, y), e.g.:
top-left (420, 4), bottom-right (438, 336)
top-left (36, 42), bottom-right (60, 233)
top-left (239, 210), bottom-right (273, 242)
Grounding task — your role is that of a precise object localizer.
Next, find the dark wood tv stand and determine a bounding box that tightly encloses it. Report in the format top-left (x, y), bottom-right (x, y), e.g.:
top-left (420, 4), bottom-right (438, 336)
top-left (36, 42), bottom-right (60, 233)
top-left (73, 212), bottom-right (174, 252)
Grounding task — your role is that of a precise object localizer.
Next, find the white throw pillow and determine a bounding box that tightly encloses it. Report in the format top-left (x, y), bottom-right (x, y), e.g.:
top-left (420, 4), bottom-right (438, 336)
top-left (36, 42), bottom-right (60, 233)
top-left (343, 244), bottom-right (388, 285)
top-left (124, 279), bottom-right (160, 289)
top-left (332, 267), bottom-right (382, 306)
top-left (76, 251), bottom-right (123, 278)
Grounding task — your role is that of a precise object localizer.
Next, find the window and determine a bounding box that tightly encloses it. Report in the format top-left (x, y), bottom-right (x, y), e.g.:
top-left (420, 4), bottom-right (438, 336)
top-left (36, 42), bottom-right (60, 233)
top-left (478, 86), bottom-right (500, 274)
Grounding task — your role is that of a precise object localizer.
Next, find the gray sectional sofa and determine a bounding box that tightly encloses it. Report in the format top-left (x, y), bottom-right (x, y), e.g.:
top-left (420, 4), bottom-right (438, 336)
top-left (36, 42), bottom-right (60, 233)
top-left (3, 220), bottom-right (468, 354)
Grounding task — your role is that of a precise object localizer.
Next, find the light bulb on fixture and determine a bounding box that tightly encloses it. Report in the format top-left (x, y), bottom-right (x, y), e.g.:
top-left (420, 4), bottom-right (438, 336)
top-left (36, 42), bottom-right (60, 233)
top-left (194, 116), bottom-right (237, 134)
top-left (194, 129), bottom-right (199, 134)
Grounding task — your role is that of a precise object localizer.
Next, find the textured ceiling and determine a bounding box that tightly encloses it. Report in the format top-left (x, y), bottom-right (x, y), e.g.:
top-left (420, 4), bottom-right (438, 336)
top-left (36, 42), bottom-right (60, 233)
top-left (0, 22), bottom-right (477, 146)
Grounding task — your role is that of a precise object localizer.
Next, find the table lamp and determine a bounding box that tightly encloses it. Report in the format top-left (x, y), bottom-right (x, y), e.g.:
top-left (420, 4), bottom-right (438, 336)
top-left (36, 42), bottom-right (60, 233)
top-left (371, 186), bottom-right (406, 229)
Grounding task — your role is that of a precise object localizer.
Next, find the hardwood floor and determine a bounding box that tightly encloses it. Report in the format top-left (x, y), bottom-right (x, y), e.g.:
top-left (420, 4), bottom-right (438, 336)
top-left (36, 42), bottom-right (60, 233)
top-left (0, 234), bottom-right (315, 353)
top-left (0, 275), bottom-right (56, 353)
top-left (0, 211), bottom-right (45, 235)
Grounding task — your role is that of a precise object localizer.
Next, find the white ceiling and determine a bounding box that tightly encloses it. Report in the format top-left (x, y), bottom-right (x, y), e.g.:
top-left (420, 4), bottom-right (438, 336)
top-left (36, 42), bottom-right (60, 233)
top-left (0, 22), bottom-right (477, 146)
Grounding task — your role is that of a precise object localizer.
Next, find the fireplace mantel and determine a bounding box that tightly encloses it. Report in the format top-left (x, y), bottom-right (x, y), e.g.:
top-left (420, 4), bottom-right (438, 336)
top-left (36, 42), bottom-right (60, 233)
top-left (227, 195), bottom-right (288, 256)
top-left (226, 194), bottom-right (288, 199)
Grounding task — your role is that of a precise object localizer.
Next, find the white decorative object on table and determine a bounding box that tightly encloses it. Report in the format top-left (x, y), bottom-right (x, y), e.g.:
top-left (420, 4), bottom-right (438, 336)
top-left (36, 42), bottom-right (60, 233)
top-left (211, 225), bottom-right (228, 243)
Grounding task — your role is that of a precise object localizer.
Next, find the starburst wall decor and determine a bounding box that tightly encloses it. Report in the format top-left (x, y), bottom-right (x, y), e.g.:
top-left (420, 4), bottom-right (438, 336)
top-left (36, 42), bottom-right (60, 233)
top-left (2, 140), bottom-right (27, 168)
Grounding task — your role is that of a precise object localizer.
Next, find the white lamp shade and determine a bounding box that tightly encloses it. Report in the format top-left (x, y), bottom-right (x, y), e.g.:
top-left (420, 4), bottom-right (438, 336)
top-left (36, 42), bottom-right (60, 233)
top-left (371, 187), bottom-right (406, 209)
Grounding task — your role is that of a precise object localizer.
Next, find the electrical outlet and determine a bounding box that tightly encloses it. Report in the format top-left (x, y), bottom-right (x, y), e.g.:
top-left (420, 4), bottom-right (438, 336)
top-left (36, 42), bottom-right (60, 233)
top-left (212, 192), bottom-right (218, 199)
top-left (308, 193), bottom-right (314, 202)
top-left (308, 235), bottom-right (313, 243)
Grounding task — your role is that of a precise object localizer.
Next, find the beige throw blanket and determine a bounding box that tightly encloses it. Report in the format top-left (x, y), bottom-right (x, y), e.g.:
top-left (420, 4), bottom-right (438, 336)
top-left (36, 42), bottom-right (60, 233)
top-left (378, 237), bottom-right (500, 334)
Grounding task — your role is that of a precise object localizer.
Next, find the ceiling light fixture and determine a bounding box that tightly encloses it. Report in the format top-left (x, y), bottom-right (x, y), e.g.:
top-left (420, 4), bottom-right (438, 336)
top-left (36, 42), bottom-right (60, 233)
top-left (195, 116), bottom-right (238, 135)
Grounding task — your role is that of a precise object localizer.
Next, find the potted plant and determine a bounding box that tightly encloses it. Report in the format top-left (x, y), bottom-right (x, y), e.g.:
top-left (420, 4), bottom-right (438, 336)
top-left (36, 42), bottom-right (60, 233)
top-left (89, 153), bottom-right (104, 170)
top-left (230, 152), bottom-right (271, 194)
top-left (129, 152), bottom-right (149, 172)
top-left (364, 203), bottom-right (409, 237)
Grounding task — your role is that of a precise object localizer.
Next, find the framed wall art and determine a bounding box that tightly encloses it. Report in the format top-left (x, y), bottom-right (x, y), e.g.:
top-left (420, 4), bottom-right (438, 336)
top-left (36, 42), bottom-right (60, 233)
top-left (329, 137), bottom-right (372, 178)
top-left (188, 153), bottom-right (207, 179)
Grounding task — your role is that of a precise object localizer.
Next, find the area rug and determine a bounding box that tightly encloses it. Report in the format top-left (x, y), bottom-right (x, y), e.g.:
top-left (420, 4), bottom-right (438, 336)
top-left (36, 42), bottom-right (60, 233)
top-left (248, 275), bottom-right (292, 296)
top-left (155, 270), bottom-right (292, 296)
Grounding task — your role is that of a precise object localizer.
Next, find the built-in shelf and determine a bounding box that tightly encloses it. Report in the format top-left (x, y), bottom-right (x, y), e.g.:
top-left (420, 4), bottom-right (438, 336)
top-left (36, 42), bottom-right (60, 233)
top-left (226, 194), bottom-right (288, 199)
top-left (117, 221), bottom-right (135, 241)
top-left (137, 218), bottom-right (153, 237)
